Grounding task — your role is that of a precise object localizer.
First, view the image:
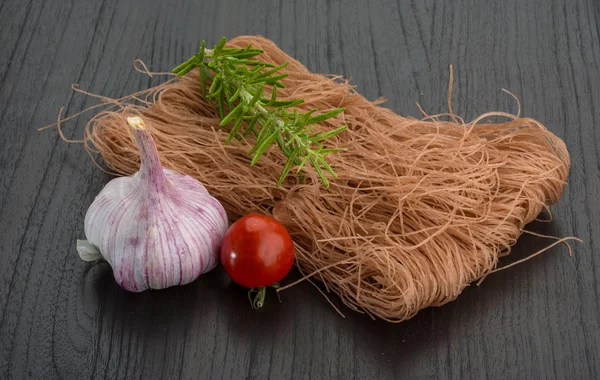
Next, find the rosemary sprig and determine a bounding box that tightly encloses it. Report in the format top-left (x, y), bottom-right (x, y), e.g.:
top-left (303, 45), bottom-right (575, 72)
top-left (173, 37), bottom-right (346, 187)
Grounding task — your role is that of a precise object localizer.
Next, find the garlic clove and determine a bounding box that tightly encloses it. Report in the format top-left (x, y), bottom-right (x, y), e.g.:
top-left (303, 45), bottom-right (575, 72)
top-left (76, 240), bottom-right (103, 261)
top-left (79, 117), bottom-right (228, 292)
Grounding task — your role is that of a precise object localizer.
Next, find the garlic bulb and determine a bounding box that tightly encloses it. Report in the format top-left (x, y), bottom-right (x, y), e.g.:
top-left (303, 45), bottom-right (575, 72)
top-left (77, 116), bottom-right (228, 292)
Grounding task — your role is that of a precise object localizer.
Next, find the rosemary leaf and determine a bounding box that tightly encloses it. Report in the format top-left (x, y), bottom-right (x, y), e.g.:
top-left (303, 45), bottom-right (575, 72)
top-left (173, 37), bottom-right (346, 187)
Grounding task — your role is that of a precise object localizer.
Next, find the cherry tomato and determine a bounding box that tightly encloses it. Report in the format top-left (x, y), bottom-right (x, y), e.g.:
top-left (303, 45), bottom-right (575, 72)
top-left (220, 213), bottom-right (295, 289)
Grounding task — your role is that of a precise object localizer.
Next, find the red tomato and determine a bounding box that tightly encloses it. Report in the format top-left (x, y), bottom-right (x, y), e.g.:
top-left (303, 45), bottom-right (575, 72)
top-left (220, 213), bottom-right (295, 288)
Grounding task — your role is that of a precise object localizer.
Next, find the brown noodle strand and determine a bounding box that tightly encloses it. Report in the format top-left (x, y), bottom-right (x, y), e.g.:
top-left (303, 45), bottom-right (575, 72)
top-left (475, 236), bottom-right (581, 285)
top-left (51, 36), bottom-right (573, 322)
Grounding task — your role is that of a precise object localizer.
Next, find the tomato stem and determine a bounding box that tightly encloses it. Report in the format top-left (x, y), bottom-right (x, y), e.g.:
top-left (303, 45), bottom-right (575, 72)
top-left (248, 283), bottom-right (282, 309)
top-left (250, 287), bottom-right (267, 309)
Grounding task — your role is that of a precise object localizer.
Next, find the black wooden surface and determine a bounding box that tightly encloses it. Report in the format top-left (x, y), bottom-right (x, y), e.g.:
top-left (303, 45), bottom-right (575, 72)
top-left (1, 0), bottom-right (599, 379)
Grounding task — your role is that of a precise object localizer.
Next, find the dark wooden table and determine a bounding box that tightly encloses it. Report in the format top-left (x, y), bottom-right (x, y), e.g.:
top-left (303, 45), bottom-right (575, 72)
top-left (1, 0), bottom-right (599, 379)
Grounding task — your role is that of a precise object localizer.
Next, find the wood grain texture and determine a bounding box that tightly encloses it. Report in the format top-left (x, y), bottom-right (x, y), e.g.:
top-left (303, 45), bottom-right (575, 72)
top-left (1, 0), bottom-right (599, 379)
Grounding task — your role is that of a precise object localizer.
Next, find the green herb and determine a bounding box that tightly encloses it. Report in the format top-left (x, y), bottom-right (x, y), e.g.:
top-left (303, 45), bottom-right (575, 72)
top-left (173, 37), bottom-right (346, 187)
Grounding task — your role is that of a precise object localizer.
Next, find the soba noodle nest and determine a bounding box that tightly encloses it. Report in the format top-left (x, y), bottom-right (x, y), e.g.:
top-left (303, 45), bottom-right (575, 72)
top-left (61, 36), bottom-right (571, 322)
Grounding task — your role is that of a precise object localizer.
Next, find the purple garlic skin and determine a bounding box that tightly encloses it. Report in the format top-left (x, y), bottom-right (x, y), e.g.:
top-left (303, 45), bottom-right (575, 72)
top-left (77, 117), bottom-right (228, 292)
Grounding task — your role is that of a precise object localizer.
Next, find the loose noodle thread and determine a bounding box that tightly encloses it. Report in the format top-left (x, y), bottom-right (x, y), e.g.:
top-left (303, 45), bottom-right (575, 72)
top-left (47, 36), bottom-right (574, 322)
